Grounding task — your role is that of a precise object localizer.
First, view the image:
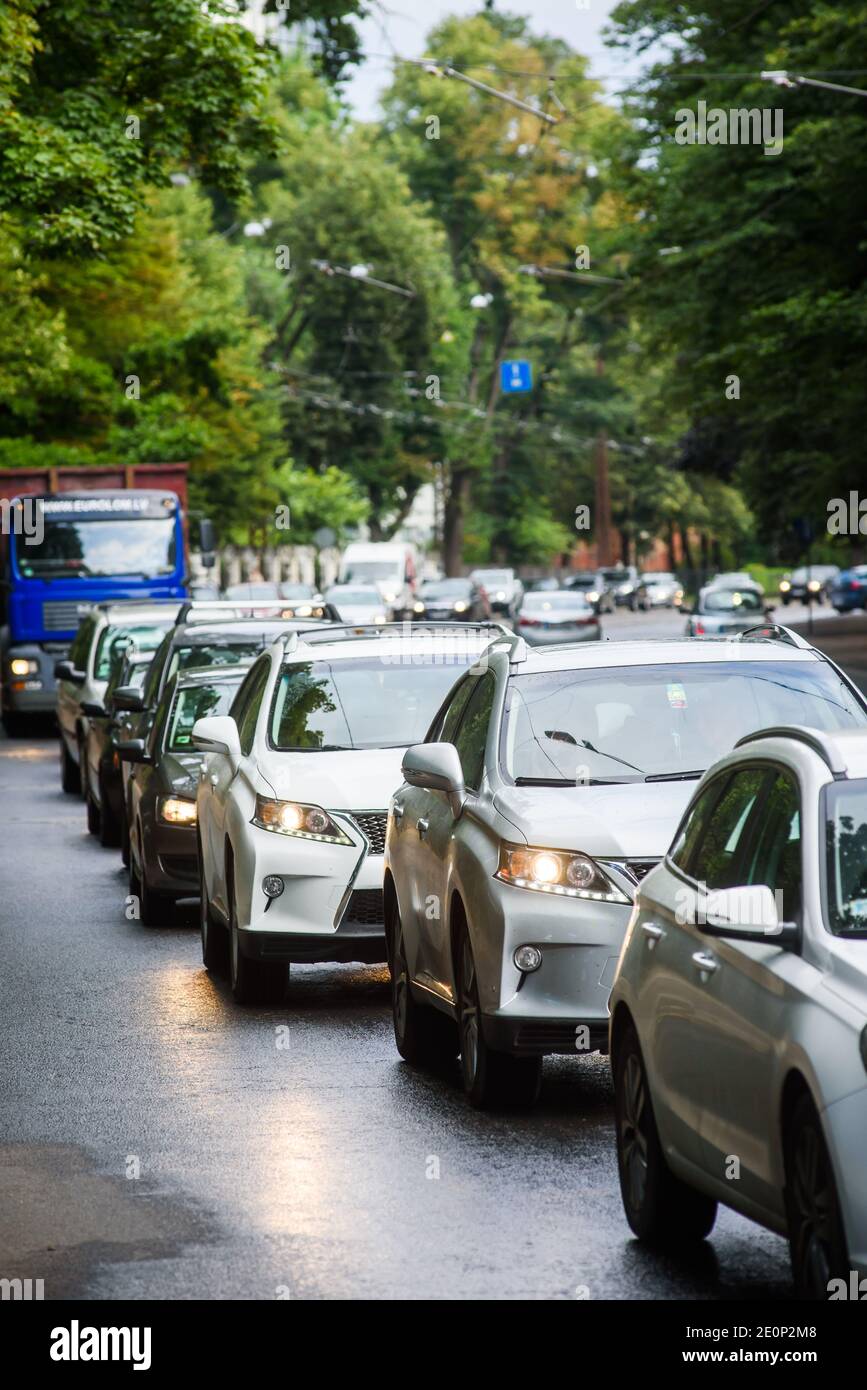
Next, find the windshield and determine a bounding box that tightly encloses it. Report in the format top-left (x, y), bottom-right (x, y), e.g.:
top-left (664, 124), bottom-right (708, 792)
top-left (94, 623), bottom-right (172, 680)
top-left (14, 518), bottom-right (176, 579)
top-left (473, 571), bottom-right (511, 585)
top-left (344, 561), bottom-right (401, 581)
top-left (166, 681), bottom-right (242, 752)
top-left (702, 589), bottom-right (763, 614)
top-left (502, 661), bottom-right (866, 783)
top-left (824, 780), bottom-right (867, 936)
top-left (421, 580), bottom-right (471, 597)
top-left (523, 592), bottom-right (590, 611)
top-left (270, 656), bottom-right (478, 750)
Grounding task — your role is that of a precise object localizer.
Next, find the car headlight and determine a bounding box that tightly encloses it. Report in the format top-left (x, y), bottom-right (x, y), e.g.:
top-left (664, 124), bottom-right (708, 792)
top-left (588, 590), bottom-right (599, 602)
top-left (453, 600), bottom-right (468, 612)
top-left (413, 601), bottom-right (425, 614)
top-left (779, 580), bottom-right (791, 592)
top-left (807, 580), bottom-right (821, 592)
top-left (9, 658), bottom-right (38, 676)
top-left (496, 590), bottom-right (506, 601)
top-left (374, 614), bottom-right (386, 624)
top-left (252, 795), bottom-right (353, 844)
top-left (381, 590), bottom-right (398, 603)
top-left (159, 797), bottom-right (197, 826)
top-left (495, 844), bottom-right (629, 902)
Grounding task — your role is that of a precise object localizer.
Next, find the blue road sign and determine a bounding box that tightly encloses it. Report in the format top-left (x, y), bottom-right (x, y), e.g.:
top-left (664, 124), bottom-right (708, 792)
top-left (500, 359), bottom-right (533, 393)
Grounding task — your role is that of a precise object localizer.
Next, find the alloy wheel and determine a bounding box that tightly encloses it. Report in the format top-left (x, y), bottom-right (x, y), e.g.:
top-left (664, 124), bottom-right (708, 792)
top-left (620, 1051), bottom-right (650, 1213)
top-left (790, 1122), bottom-right (834, 1297)
top-left (459, 936), bottom-right (479, 1084)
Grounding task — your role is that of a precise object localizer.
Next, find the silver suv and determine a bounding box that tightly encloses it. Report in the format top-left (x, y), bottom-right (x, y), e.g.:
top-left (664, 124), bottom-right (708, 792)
top-left (383, 628), bottom-right (867, 1108)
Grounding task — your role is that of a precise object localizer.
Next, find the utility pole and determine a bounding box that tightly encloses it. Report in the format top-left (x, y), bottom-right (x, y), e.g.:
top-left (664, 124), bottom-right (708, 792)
top-left (593, 351), bottom-right (613, 565)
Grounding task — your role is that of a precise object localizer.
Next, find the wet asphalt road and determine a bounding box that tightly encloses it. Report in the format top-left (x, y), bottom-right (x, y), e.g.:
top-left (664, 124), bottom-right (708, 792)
top-left (1, 604), bottom-right (847, 1301)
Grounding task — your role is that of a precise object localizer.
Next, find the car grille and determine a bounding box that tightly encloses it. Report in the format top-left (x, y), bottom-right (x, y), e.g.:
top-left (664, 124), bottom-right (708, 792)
top-left (343, 888), bottom-right (384, 927)
top-left (627, 859), bottom-right (661, 883)
top-left (514, 1022), bottom-right (608, 1054)
top-left (43, 600), bottom-right (87, 631)
top-left (351, 811), bottom-right (388, 854)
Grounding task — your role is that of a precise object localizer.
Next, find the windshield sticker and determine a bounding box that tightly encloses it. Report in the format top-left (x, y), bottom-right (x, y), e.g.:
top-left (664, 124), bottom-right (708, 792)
top-left (666, 682), bottom-right (687, 709)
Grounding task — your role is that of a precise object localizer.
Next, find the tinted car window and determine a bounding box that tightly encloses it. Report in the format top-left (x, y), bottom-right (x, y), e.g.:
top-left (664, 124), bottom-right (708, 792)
top-left (93, 623), bottom-right (168, 680)
top-left (166, 681), bottom-right (243, 752)
top-left (691, 768), bottom-right (767, 891)
top-left (742, 772), bottom-right (802, 922)
top-left (668, 775), bottom-right (727, 875)
top-left (453, 673), bottom-right (496, 790)
top-left (824, 779), bottom-right (867, 934)
top-left (235, 659), bottom-right (271, 756)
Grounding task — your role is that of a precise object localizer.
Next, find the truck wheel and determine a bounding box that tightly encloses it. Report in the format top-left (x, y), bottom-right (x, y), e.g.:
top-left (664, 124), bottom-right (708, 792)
top-left (60, 738), bottom-right (81, 794)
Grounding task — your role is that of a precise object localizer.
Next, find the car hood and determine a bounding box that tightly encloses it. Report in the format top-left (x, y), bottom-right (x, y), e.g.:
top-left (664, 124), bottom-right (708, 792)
top-left (256, 747), bottom-right (406, 811)
top-left (494, 780), bottom-right (696, 858)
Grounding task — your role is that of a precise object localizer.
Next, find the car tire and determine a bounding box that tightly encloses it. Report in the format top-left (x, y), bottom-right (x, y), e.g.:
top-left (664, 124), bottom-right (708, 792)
top-left (77, 731), bottom-right (88, 801)
top-left (457, 930), bottom-right (542, 1109)
top-left (228, 888), bottom-right (285, 1005)
top-left (86, 787), bottom-right (101, 836)
top-left (613, 1021), bottom-right (717, 1245)
top-left (60, 737), bottom-right (81, 794)
top-left (784, 1094), bottom-right (849, 1299)
top-left (390, 903), bottom-right (458, 1068)
top-left (98, 775), bottom-right (122, 848)
top-left (199, 836), bottom-right (228, 975)
top-left (132, 821), bottom-right (175, 927)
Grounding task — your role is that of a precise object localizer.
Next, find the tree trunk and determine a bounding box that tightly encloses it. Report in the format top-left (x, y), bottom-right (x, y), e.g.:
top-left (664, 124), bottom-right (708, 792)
top-left (443, 469), bottom-right (471, 576)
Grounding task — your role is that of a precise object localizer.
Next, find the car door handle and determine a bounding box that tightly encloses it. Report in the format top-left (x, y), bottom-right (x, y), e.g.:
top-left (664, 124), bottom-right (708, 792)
top-left (417, 817), bottom-right (429, 837)
top-left (392, 803), bottom-right (404, 823)
top-left (641, 922), bottom-right (665, 946)
top-left (692, 951), bottom-right (719, 976)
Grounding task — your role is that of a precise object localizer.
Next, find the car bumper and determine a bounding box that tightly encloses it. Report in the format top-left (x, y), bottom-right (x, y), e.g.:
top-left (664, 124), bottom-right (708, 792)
top-left (149, 821), bottom-right (199, 896)
top-left (237, 816), bottom-right (387, 963)
top-left (519, 625), bottom-right (600, 645)
top-left (478, 882), bottom-right (633, 1055)
top-left (823, 1086), bottom-right (867, 1276)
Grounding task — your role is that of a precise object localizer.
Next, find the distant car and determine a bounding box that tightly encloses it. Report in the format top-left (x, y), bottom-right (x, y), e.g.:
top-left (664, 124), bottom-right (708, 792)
top-left (684, 586), bottom-right (767, 636)
top-left (529, 576), bottom-right (561, 592)
top-left (324, 584), bottom-right (390, 625)
top-left (563, 572), bottom-right (615, 614)
top-left (278, 582), bottom-right (325, 611)
top-left (779, 565), bottom-right (840, 606)
top-left (469, 568), bottom-right (523, 620)
top-left (610, 724), bottom-right (867, 1296)
top-left (55, 600), bottom-right (182, 796)
top-left (598, 565), bottom-right (639, 608)
top-left (412, 578), bottom-right (490, 623)
top-left (707, 570), bottom-right (764, 596)
top-left (187, 582), bottom-right (222, 601)
top-left (633, 572), bottom-right (684, 611)
top-left (81, 648), bottom-right (154, 846)
top-left (830, 565), bottom-right (867, 614)
top-left (121, 665), bottom-right (248, 925)
top-left (516, 590), bottom-right (601, 644)
top-left (224, 582), bottom-right (282, 601)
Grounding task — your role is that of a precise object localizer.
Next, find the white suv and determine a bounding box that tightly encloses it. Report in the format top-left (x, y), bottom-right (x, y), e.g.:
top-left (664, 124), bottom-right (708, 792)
top-left (193, 623), bottom-right (501, 1003)
top-left (610, 725), bottom-right (867, 1298)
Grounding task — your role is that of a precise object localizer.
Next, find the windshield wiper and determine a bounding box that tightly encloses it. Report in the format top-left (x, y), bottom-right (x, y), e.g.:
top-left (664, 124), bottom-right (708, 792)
top-left (644, 769), bottom-right (705, 782)
top-left (579, 739), bottom-right (644, 774)
top-left (514, 775), bottom-right (631, 786)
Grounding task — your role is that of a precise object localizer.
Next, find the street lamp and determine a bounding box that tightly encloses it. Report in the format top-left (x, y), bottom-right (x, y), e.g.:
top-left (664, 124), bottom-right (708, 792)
top-left (421, 61), bottom-right (559, 125)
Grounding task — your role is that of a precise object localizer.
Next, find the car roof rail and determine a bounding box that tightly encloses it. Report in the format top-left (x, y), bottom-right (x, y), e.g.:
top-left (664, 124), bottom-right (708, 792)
top-left (485, 627), bottom-right (529, 663)
top-left (734, 724), bottom-right (848, 779)
top-left (281, 620), bottom-right (510, 647)
top-left (177, 600), bottom-right (340, 625)
top-left (736, 623), bottom-right (814, 650)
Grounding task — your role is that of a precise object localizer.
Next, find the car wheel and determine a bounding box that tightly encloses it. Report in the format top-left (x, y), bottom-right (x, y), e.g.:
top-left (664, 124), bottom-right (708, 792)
top-left (614, 1021), bottom-right (717, 1245)
top-left (199, 835), bottom-right (228, 975)
top-left (457, 931), bottom-right (541, 1109)
top-left (60, 736), bottom-right (81, 794)
top-left (132, 821), bottom-right (175, 927)
top-left (86, 786), bottom-right (101, 836)
top-left (228, 887), bottom-right (285, 1005)
top-left (784, 1095), bottom-right (849, 1299)
top-left (98, 775), bottom-right (122, 848)
top-left (390, 903), bottom-right (457, 1067)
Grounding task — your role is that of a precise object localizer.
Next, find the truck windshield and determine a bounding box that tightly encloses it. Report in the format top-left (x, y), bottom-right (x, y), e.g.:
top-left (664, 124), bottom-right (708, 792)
top-left (13, 518), bottom-right (176, 579)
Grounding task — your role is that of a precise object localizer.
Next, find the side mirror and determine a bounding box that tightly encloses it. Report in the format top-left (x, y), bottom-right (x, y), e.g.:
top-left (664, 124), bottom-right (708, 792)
top-left (199, 517), bottom-right (216, 570)
top-left (192, 715), bottom-right (241, 765)
top-left (54, 659), bottom-right (85, 684)
top-left (116, 738), bottom-right (150, 765)
top-left (402, 742), bottom-right (466, 817)
top-left (80, 701), bottom-right (106, 718)
top-left (112, 685), bottom-right (145, 713)
top-left (700, 884), bottom-right (799, 948)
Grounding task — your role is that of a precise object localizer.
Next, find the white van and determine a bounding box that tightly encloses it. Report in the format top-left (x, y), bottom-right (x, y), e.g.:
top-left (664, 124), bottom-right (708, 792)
top-left (338, 542), bottom-right (417, 619)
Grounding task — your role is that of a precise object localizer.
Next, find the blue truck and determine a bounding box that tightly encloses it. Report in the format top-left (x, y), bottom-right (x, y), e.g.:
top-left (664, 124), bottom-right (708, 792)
top-left (0, 464), bottom-right (192, 733)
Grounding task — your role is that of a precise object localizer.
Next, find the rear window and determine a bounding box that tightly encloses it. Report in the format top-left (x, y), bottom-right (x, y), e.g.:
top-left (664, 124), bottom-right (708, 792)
top-left (94, 623), bottom-right (170, 680)
top-left (169, 641), bottom-right (261, 680)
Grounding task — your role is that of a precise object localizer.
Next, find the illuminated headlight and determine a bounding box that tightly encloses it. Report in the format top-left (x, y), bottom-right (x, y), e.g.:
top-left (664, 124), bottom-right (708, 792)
top-left (252, 795), bottom-right (353, 844)
top-left (413, 602), bottom-right (425, 614)
top-left (588, 591), bottom-right (599, 602)
top-left (374, 614), bottom-right (386, 624)
top-left (381, 590), bottom-right (398, 603)
top-left (495, 844), bottom-right (629, 902)
top-left (159, 797), bottom-right (197, 826)
top-left (807, 580), bottom-right (821, 592)
top-left (9, 658), bottom-right (37, 676)
top-left (514, 944), bottom-right (543, 973)
top-left (779, 580), bottom-right (791, 593)
top-left (453, 600), bottom-right (468, 613)
top-left (496, 590), bottom-right (506, 601)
